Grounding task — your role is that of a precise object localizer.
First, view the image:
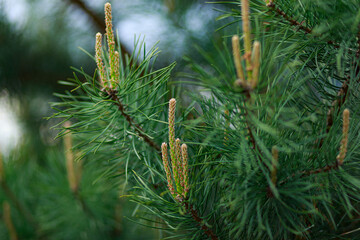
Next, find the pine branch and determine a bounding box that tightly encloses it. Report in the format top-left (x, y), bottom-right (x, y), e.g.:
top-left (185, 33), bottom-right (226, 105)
top-left (279, 162), bottom-right (340, 186)
top-left (231, 32), bottom-right (259, 152)
top-left (264, 4), bottom-right (356, 152)
top-left (91, 3), bottom-right (161, 154)
top-left (160, 99), bottom-right (218, 239)
top-left (231, 1), bottom-right (262, 153)
top-left (281, 109), bottom-right (350, 185)
top-left (266, 2), bottom-right (340, 49)
top-left (108, 90), bottom-right (161, 153)
top-left (319, 29), bottom-right (359, 148)
top-left (266, 2), bottom-right (312, 34)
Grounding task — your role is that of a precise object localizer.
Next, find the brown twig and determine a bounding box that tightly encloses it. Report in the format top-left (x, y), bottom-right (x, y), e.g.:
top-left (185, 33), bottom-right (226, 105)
top-left (243, 106), bottom-right (257, 150)
top-left (266, 2), bottom-right (312, 34)
top-left (266, 2), bottom-right (340, 49)
top-left (182, 200), bottom-right (219, 240)
top-left (240, 91), bottom-right (265, 166)
top-left (280, 162), bottom-right (342, 184)
top-left (107, 90), bottom-right (161, 153)
top-left (67, 0), bottom-right (133, 64)
top-left (279, 161), bottom-right (342, 186)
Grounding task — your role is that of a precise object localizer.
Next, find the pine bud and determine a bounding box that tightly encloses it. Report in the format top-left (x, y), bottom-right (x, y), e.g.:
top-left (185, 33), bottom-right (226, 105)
top-left (95, 33), bottom-right (107, 88)
top-left (251, 41), bottom-right (261, 88)
top-left (232, 35), bottom-right (245, 84)
top-left (3, 201), bottom-right (18, 240)
top-left (161, 143), bottom-right (175, 197)
top-left (181, 143), bottom-right (189, 198)
top-left (337, 109), bottom-right (350, 165)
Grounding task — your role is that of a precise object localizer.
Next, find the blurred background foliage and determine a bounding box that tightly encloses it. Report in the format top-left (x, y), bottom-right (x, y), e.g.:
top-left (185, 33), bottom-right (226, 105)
top-left (0, 0), bottom-right (234, 153)
top-left (0, 0), bottom-right (235, 238)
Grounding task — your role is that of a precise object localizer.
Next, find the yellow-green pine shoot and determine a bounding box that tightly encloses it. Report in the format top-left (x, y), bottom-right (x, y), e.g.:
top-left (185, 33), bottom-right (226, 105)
top-left (114, 51), bottom-right (120, 86)
top-left (241, 0), bottom-right (252, 81)
top-left (251, 41), bottom-right (261, 89)
top-left (168, 98), bottom-right (181, 194)
top-left (3, 202), bottom-right (18, 240)
top-left (271, 146), bottom-right (279, 186)
top-left (337, 109), bottom-right (350, 165)
top-left (175, 138), bottom-right (184, 193)
top-left (181, 143), bottom-right (189, 198)
top-left (161, 143), bottom-right (176, 197)
top-left (105, 3), bottom-right (117, 89)
top-left (232, 35), bottom-right (245, 86)
top-left (95, 33), bottom-right (107, 88)
top-left (64, 122), bottom-right (78, 193)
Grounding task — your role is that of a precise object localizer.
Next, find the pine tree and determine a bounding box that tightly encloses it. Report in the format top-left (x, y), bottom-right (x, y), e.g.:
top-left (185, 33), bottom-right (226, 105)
top-left (44, 0), bottom-right (360, 239)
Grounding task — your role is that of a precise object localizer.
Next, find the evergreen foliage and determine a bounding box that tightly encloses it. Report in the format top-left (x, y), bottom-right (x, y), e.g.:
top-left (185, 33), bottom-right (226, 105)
top-left (0, 127), bottom-right (152, 239)
top-left (51, 0), bottom-right (360, 239)
top-left (1, 0), bottom-right (360, 239)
